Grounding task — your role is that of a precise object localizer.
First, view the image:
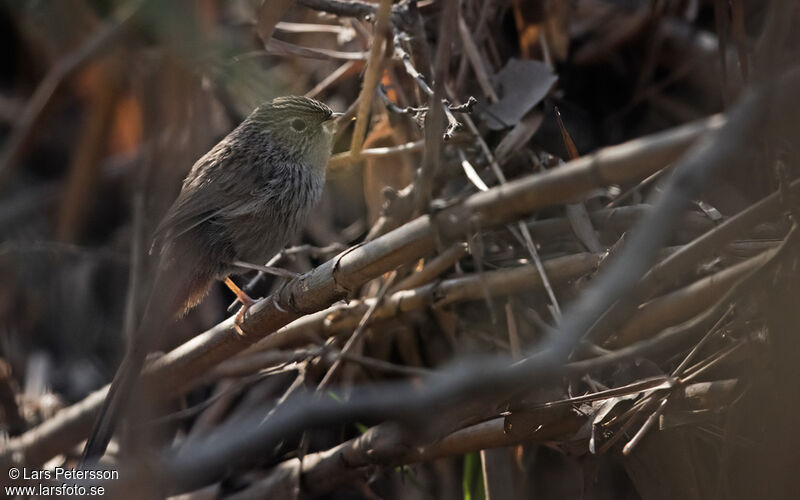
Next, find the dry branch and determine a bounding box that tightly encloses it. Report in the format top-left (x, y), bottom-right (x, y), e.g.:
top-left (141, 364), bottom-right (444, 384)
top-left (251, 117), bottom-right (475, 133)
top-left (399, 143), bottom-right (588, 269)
top-left (608, 248), bottom-right (774, 348)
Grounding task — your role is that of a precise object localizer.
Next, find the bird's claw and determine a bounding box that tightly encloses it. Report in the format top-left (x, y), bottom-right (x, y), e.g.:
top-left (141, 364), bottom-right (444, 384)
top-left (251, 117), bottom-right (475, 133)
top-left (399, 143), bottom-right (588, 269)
top-left (225, 277), bottom-right (257, 336)
top-left (234, 303), bottom-right (250, 336)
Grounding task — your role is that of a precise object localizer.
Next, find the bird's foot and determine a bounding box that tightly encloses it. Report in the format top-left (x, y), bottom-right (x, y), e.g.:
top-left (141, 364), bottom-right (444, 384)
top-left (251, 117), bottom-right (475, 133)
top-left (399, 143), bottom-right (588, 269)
top-left (233, 302), bottom-right (253, 336)
top-left (224, 277), bottom-right (256, 336)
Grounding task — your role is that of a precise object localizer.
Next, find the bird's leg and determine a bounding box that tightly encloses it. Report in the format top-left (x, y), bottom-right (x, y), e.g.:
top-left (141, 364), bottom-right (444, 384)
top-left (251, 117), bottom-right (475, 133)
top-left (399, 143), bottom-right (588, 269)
top-left (224, 277), bottom-right (255, 335)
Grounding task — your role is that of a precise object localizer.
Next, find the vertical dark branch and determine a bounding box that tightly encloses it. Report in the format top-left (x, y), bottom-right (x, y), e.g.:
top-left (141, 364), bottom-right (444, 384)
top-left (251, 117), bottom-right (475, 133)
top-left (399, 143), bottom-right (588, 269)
top-left (394, 2), bottom-right (434, 106)
top-left (414, 0), bottom-right (458, 214)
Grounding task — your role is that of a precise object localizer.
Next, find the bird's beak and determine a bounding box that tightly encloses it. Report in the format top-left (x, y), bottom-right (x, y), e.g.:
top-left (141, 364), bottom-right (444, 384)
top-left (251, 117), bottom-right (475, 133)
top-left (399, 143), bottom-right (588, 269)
top-left (323, 112), bottom-right (344, 133)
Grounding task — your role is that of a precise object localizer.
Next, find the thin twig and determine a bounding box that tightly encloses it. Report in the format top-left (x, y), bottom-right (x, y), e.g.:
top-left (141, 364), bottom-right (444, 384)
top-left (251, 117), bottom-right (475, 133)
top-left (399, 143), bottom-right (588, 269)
top-left (621, 397), bottom-right (669, 456)
top-left (671, 305), bottom-right (735, 377)
top-left (378, 85), bottom-right (476, 116)
top-left (317, 273), bottom-right (397, 391)
top-left (306, 60), bottom-right (363, 99)
top-left (393, 31), bottom-right (463, 140)
top-left (329, 138), bottom-right (424, 168)
top-left (244, 40), bottom-right (368, 61)
top-left (457, 15), bottom-right (498, 102)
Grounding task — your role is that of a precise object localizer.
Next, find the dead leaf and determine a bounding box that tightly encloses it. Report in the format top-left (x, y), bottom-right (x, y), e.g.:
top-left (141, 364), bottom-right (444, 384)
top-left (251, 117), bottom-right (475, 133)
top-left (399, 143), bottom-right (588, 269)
top-left (484, 59), bottom-right (557, 130)
top-left (494, 110), bottom-right (544, 165)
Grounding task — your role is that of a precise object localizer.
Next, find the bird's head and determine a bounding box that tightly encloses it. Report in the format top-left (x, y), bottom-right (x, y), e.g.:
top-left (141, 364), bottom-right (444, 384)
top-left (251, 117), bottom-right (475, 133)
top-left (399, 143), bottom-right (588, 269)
top-left (250, 96), bottom-right (340, 167)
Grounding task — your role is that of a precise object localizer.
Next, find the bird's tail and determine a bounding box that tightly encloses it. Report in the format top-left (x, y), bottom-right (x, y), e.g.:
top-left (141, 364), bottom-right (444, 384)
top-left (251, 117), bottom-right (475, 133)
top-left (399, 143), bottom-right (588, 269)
top-left (81, 342), bottom-right (149, 462)
top-left (81, 256), bottom-right (208, 463)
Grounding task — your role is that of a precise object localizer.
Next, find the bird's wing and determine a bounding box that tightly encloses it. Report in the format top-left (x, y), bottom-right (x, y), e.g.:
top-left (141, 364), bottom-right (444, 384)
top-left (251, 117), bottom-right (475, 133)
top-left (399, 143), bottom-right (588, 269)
top-left (151, 141), bottom-right (254, 250)
top-left (151, 185), bottom-right (257, 250)
top-left (150, 180), bottom-right (219, 250)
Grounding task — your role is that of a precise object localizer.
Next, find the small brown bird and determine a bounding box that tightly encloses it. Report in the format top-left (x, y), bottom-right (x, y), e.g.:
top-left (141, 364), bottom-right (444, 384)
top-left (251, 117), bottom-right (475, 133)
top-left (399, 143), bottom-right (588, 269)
top-left (83, 96), bottom-right (338, 461)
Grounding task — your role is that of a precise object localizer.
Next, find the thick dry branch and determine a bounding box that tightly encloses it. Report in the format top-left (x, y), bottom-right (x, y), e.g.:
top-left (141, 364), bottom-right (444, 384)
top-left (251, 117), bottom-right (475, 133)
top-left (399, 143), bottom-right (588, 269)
top-left (233, 252), bottom-right (600, 358)
top-left (227, 240), bottom-right (769, 371)
top-left (230, 241), bottom-right (772, 377)
top-left (608, 248), bottom-right (775, 348)
top-left (0, 114), bottom-right (721, 467)
top-left (524, 205), bottom-right (718, 243)
top-left (232, 417), bottom-right (555, 498)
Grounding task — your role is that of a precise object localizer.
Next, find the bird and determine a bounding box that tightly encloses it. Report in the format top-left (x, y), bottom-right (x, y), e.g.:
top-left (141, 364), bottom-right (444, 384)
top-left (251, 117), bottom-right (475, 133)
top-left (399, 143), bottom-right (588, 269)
top-left (82, 96), bottom-right (339, 462)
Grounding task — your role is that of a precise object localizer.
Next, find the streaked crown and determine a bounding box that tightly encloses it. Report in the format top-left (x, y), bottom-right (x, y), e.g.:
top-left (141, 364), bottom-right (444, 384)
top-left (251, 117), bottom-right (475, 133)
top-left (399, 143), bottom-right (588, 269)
top-left (253, 96), bottom-right (333, 124)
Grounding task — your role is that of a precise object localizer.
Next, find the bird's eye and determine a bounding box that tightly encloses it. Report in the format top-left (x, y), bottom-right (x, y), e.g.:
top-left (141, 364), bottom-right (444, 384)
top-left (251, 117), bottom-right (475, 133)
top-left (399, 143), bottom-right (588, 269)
top-left (290, 118), bottom-right (307, 132)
